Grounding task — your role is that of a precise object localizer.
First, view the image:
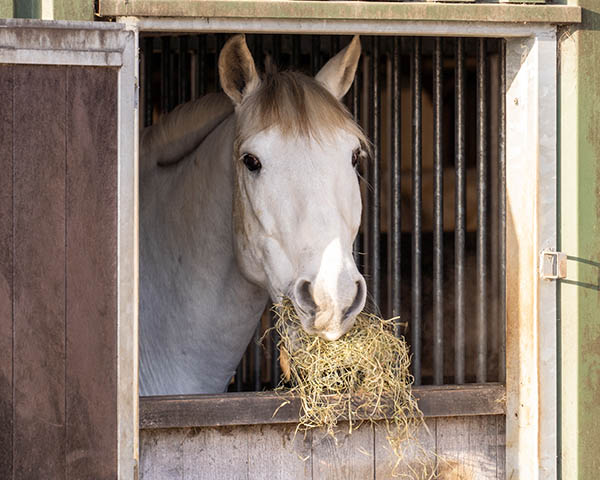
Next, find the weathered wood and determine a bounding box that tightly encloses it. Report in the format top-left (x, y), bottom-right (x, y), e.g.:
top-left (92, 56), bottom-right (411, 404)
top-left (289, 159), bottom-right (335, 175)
top-left (65, 66), bottom-right (118, 479)
top-left (436, 416), bottom-right (500, 479)
top-left (140, 383), bottom-right (505, 429)
top-left (311, 422), bottom-right (374, 480)
top-left (0, 64), bottom-right (13, 480)
top-left (12, 64), bottom-right (67, 479)
top-left (247, 424), bottom-right (312, 480)
top-left (140, 428), bottom-right (185, 480)
top-left (374, 418), bottom-right (436, 479)
top-left (496, 414), bottom-right (506, 480)
top-left (183, 426), bottom-right (249, 480)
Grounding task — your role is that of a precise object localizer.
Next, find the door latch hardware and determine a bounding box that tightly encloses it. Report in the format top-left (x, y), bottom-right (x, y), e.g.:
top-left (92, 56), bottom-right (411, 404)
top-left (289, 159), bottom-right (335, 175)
top-left (540, 250), bottom-right (567, 280)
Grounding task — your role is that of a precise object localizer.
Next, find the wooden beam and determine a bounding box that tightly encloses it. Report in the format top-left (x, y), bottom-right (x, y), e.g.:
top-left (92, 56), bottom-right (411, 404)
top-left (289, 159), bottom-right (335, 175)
top-left (99, 1), bottom-right (580, 24)
top-left (140, 383), bottom-right (505, 430)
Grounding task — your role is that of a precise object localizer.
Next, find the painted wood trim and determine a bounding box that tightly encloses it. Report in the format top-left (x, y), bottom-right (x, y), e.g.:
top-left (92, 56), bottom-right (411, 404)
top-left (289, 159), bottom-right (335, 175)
top-left (117, 21), bottom-right (139, 480)
top-left (505, 30), bottom-right (558, 480)
top-left (139, 384), bottom-right (506, 430)
top-left (99, 1), bottom-right (580, 24)
top-left (0, 19), bottom-right (124, 66)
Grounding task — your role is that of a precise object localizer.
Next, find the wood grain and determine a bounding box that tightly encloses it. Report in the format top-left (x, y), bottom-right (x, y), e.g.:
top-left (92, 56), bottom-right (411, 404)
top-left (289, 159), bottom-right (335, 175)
top-left (140, 384), bottom-right (505, 429)
top-left (0, 64), bottom-right (13, 480)
top-left (374, 418), bottom-right (437, 479)
top-left (436, 416), bottom-right (500, 480)
top-left (12, 64), bottom-right (67, 480)
top-left (140, 428), bottom-right (185, 480)
top-left (65, 65), bottom-right (118, 480)
top-left (247, 424), bottom-right (312, 480)
top-left (311, 422), bottom-right (374, 480)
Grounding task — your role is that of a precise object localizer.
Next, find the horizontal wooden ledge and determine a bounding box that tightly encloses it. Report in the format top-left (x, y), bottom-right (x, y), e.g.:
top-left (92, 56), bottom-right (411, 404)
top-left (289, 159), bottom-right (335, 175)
top-left (99, 1), bottom-right (581, 25)
top-left (140, 383), bottom-right (505, 430)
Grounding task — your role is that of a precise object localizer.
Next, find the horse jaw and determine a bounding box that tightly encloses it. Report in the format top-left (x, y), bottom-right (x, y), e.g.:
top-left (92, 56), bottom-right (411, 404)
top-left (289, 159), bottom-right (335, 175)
top-left (232, 127), bottom-right (366, 340)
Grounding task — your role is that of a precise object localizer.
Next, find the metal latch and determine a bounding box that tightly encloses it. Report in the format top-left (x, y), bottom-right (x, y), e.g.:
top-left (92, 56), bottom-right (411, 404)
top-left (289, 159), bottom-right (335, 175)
top-left (540, 250), bottom-right (567, 280)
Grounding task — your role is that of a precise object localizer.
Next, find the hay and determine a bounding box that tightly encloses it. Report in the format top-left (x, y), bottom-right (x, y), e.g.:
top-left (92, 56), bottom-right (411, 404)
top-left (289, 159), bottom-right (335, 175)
top-left (270, 299), bottom-right (437, 479)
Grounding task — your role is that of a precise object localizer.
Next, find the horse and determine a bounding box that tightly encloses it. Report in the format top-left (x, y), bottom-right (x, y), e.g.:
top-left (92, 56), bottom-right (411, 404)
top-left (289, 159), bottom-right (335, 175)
top-left (139, 35), bottom-right (369, 396)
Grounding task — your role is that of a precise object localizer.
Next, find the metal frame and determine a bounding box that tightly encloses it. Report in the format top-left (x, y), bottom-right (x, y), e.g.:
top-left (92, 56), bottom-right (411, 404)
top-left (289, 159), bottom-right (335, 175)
top-left (0, 19), bottom-right (140, 480)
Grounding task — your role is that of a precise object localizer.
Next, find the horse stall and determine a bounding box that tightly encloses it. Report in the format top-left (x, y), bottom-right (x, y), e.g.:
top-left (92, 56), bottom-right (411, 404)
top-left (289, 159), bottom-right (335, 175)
top-left (0, 3), bottom-right (583, 480)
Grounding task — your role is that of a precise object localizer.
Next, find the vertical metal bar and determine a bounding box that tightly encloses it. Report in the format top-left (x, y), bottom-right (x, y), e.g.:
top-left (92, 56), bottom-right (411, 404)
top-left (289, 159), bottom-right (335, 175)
top-left (368, 36), bottom-right (381, 311)
top-left (160, 36), bottom-right (170, 116)
top-left (391, 36), bottom-right (402, 335)
top-left (312, 35), bottom-right (320, 75)
top-left (168, 37), bottom-right (176, 111)
top-left (235, 363), bottom-right (243, 392)
top-left (180, 36), bottom-right (189, 104)
top-left (253, 325), bottom-right (261, 391)
top-left (197, 35), bottom-right (206, 97)
top-left (143, 37), bottom-right (153, 127)
top-left (352, 56), bottom-right (363, 273)
top-left (411, 37), bottom-right (422, 385)
top-left (292, 35), bottom-right (300, 67)
top-left (216, 34), bottom-right (225, 91)
top-left (476, 38), bottom-right (488, 383)
top-left (433, 37), bottom-right (444, 385)
top-left (498, 39), bottom-right (507, 384)
top-left (454, 37), bottom-right (466, 385)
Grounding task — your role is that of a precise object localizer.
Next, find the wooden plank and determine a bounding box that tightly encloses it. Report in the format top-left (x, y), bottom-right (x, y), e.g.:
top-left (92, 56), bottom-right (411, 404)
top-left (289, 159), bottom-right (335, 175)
top-left (140, 384), bottom-right (506, 429)
top-left (312, 422), bottom-right (374, 480)
top-left (99, 1), bottom-right (581, 25)
top-left (183, 426), bottom-right (249, 480)
top-left (436, 415), bottom-right (500, 480)
top-left (140, 428), bottom-right (185, 480)
top-left (247, 424), bottom-right (312, 480)
top-left (496, 415), bottom-right (506, 479)
top-left (374, 418), bottom-right (437, 479)
top-left (0, 64), bottom-right (13, 480)
top-left (65, 66), bottom-right (118, 479)
top-left (12, 64), bottom-right (66, 479)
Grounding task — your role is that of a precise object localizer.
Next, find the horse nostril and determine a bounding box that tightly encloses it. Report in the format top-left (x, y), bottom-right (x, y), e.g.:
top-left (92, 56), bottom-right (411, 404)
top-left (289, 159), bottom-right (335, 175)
top-left (343, 278), bottom-right (367, 321)
top-left (294, 279), bottom-right (317, 315)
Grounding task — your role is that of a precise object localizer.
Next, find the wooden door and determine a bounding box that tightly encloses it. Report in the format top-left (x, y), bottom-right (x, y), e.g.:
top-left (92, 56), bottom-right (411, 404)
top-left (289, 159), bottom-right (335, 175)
top-left (0, 19), bottom-right (138, 480)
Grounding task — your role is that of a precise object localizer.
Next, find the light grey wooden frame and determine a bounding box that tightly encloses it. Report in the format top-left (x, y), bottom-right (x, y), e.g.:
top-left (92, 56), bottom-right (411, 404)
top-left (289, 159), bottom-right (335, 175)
top-left (120, 16), bottom-right (560, 479)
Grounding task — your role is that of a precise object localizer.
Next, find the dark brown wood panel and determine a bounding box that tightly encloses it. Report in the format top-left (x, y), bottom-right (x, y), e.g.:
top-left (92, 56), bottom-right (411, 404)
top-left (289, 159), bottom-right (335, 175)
top-left (65, 66), bottom-right (118, 480)
top-left (0, 64), bottom-right (14, 480)
top-left (12, 65), bottom-right (67, 480)
top-left (140, 383), bottom-right (506, 430)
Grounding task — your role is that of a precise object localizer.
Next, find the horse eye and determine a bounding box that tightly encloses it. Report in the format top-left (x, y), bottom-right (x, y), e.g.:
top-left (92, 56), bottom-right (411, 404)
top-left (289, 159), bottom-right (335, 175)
top-left (352, 149), bottom-right (361, 169)
top-left (242, 153), bottom-right (262, 172)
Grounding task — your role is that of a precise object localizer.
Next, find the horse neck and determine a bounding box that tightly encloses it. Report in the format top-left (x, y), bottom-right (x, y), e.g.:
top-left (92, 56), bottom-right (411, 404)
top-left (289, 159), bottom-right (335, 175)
top-left (140, 114), bottom-right (269, 395)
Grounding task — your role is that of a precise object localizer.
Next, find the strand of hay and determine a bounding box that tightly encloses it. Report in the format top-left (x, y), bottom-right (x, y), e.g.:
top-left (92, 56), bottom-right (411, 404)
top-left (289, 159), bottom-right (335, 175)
top-left (270, 299), bottom-right (437, 479)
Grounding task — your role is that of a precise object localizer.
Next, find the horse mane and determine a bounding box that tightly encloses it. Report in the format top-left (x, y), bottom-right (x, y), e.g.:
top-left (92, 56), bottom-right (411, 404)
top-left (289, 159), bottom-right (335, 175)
top-left (140, 92), bottom-right (234, 175)
top-left (236, 70), bottom-right (368, 149)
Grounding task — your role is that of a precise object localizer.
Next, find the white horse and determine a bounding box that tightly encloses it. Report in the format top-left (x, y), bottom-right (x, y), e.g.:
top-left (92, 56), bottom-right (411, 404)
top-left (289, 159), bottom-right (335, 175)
top-left (140, 35), bottom-right (368, 396)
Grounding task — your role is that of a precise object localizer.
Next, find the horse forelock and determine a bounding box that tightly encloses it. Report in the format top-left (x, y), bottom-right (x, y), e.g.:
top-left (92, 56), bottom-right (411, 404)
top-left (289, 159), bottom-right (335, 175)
top-left (235, 70), bottom-right (368, 150)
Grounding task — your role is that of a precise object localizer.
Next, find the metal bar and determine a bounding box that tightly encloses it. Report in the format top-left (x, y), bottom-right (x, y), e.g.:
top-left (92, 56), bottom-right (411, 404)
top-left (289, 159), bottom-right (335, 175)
top-left (411, 37), bottom-right (422, 385)
top-left (216, 33), bottom-right (225, 91)
top-left (235, 363), bottom-right (242, 392)
top-left (292, 34), bottom-right (300, 67)
top-left (168, 37), bottom-right (177, 110)
top-left (433, 37), bottom-right (444, 385)
top-left (454, 37), bottom-right (466, 385)
top-left (312, 35), bottom-right (320, 75)
top-left (160, 36), bottom-right (170, 115)
top-left (270, 309), bottom-right (280, 389)
top-left (253, 325), bottom-right (261, 391)
top-left (197, 34), bottom-right (206, 97)
top-left (352, 54), bottom-right (363, 273)
top-left (143, 37), bottom-right (153, 127)
top-left (368, 36), bottom-right (381, 311)
top-left (498, 39), bottom-right (506, 384)
top-left (476, 38), bottom-right (488, 383)
top-left (391, 36), bottom-right (402, 335)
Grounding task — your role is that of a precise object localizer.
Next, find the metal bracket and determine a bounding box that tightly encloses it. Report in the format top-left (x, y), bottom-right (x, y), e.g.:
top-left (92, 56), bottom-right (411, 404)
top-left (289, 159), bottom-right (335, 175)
top-left (540, 249), bottom-right (567, 280)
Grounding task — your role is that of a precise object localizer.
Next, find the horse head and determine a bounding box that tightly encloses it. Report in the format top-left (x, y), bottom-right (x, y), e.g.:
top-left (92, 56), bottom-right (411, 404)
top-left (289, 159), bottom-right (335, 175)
top-left (219, 34), bottom-right (367, 342)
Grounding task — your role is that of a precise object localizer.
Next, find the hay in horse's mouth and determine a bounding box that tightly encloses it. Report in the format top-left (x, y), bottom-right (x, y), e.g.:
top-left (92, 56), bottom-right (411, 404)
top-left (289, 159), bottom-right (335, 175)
top-left (269, 300), bottom-right (438, 478)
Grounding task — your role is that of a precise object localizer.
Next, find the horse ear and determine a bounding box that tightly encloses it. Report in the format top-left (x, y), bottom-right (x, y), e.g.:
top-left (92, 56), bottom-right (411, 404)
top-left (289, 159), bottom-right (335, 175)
top-left (218, 34), bottom-right (260, 105)
top-left (315, 36), bottom-right (361, 100)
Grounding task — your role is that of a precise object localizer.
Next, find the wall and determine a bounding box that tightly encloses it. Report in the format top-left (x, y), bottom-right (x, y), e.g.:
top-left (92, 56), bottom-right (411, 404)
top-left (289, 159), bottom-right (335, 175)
top-left (558, 1), bottom-right (600, 479)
